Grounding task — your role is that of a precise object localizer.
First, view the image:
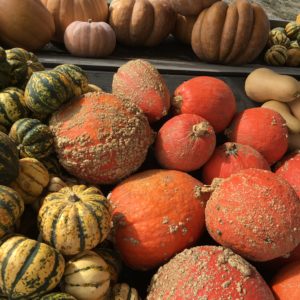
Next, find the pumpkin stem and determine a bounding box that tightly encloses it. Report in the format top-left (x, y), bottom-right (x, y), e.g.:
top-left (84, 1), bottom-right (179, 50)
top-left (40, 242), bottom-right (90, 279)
top-left (200, 178), bottom-right (223, 194)
top-left (192, 121), bottom-right (210, 137)
top-left (171, 95), bottom-right (183, 114)
top-left (68, 194), bottom-right (81, 202)
top-left (225, 143), bottom-right (239, 157)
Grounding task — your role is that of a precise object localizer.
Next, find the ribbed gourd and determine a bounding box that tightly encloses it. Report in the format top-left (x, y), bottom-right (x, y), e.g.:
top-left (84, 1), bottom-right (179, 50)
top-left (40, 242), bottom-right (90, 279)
top-left (285, 22), bottom-right (300, 39)
top-left (0, 87), bottom-right (28, 134)
top-left (10, 158), bottom-right (49, 205)
top-left (0, 185), bottom-right (24, 238)
top-left (9, 118), bottom-right (53, 159)
top-left (38, 185), bottom-right (112, 256)
top-left (290, 40), bottom-right (300, 48)
top-left (0, 47), bottom-right (11, 90)
top-left (264, 45), bottom-right (288, 66)
top-left (24, 70), bottom-right (73, 115)
top-left (268, 30), bottom-right (290, 47)
top-left (111, 283), bottom-right (140, 300)
top-left (0, 235), bottom-right (65, 300)
top-left (54, 64), bottom-right (89, 97)
top-left (40, 154), bottom-right (62, 176)
top-left (0, 132), bottom-right (19, 185)
top-left (39, 293), bottom-right (77, 300)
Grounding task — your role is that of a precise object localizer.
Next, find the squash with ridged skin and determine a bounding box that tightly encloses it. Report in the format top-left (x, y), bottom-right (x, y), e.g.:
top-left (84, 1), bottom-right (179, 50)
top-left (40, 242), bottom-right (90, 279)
top-left (24, 70), bottom-right (73, 115)
top-left (11, 158), bottom-right (49, 204)
top-left (264, 45), bottom-right (288, 66)
top-left (40, 154), bottom-right (62, 176)
top-left (173, 15), bottom-right (197, 45)
top-left (38, 185), bottom-right (112, 255)
top-left (285, 22), bottom-right (300, 39)
top-left (0, 132), bottom-right (19, 185)
top-left (0, 185), bottom-right (24, 238)
top-left (0, 47), bottom-right (11, 90)
top-left (268, 31), bottom-right (290, 47)
top-left (9, 118), bottom-right (53, 159)
top-left (40, 293), bottom-right (77, 300)
top-left (0, 235), bottom-right (65, 299)
top-left (111, 283), bottom-right (140, 300)
top-left (170, 0), bottom-right (220, 16)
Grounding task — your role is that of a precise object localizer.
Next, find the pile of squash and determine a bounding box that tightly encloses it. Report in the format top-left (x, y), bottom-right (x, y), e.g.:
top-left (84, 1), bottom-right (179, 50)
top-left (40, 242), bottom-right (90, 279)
top-left (265, 16), bottom-right (300, 67)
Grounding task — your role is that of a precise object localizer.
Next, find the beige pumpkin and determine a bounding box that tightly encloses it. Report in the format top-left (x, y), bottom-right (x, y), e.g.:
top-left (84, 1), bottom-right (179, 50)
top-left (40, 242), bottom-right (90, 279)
top-left (170, 0), bottom-right (220, 16)
top-left (64, 20), bottom-right (116, 57)
top-left (10, 158), bottom-right (49, 204)
top-left (41, 0), bottom-right (109, 42)
top-left (61, 250), bottom-right (110, 300)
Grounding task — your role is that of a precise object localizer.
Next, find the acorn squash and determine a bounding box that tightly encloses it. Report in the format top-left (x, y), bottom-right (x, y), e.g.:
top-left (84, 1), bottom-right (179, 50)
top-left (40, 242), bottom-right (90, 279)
top-left (0, 47), bottom-right (11, 90)
top-left (264, 45), bottom-right (288, 66)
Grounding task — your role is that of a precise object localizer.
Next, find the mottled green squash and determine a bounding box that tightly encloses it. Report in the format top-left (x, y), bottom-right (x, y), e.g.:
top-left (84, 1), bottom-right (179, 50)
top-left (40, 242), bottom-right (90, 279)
top-left (264, 45), bottom-right (288, 66)
top-left (268, 31), bottom-right (290, 47)
top-left (40, 154), bottom-right (62, 176)
top-left (39, 293), bottom-right (77, 300)
top-left (9, 118), bottom-right (53, 159)
top-left (0, 47), bottom-right (11, 90)
top-left (38, 185), bottom-right (112, 256)
top-left (24, 70), bottom-right (72, 115)
top-left (0, 185), bottom-right (24, 238)
top-left (285, 22), bottom-right (300, 39)
top-left (54, 64), bottom-right (89, 97)
top-left (0, 132), bottom-right (19, 185)
top-left (0, 235), bottom-right (65, 299)
top-left (0, 87), bottom-right (28, 133)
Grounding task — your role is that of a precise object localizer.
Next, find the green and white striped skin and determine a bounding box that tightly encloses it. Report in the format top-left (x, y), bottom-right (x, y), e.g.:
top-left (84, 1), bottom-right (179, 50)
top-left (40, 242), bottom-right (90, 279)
top-left (0, 47), bottom-right (11, 90)
top-left (0, 185), bottom-right (24, 238)
top-left (61, 250), bottom-right (110, 300)
top-left (111, 283), bottom-right (140, 300)
top-left (0, 132), bottom-right (19, 185)
top-left (0, 235), bottom-right (65, 299)
top-left (39, 292), bottom-right (77, 300)
top-left (268, 31), bottom-right (290, 48)
top-left (24, 70), bottom-right (73, 115)
top-left (290, 40), bottom-right (300, 48)
top-left (38, 185), bottom-right (112, 256)
top-left (285, 22), bottom-right (300, 39)
top-left (0, 87), bottom-right (28, 134)
top-left (54, 64), bottom-right (89, 97)
top-left (9, 118), bottom-right (53, 159)
top-left (40, 154), bottom-right (63, 177)
top-left (264, 45), bottom-right (288, 66)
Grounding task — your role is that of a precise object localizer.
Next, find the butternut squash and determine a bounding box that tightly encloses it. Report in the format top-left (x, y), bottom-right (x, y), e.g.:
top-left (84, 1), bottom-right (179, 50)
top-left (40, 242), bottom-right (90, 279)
top-left (288, 97), bottom-right (300, 120)
top-left (245, 68), bottom-right (300, 103)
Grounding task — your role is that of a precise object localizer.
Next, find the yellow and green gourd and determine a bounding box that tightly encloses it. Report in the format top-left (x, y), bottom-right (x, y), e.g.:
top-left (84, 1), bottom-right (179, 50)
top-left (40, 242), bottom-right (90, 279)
top-left (0, 47), bottom-right (11, 90)
top-left (10, 157), bottom-right (49, 205)
top-left (268, 30), bottom-right (290, 47)
top-left (0, 185), bottom-right (24, 238)
top-left (24, 70), bottom-right (73, 115)
top-left (38, 185), bottom-right (112, 256)
top-left (111, 283), bottom-right (140, 300)
top-left (0, 235), bottom-right (65, 299)
top-left (0, 87), bottom-right (28, 134)
top-left (0, 132), bottom-right (19, 185)
top-left (39, 293), bottom-right (77, 300)
top-left (9, 118), bottom-right (53, 159)
top-left (285, 22), bottom-right (300, 39)
top-left (264, 45), bottom-right (288, 66)
top-left (290, 40), bottom-right (300, 48)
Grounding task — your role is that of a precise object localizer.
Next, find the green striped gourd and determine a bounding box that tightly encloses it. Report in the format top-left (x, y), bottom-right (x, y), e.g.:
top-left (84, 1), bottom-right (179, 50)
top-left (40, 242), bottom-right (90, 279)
top-left (268, 30), bottom-right (290, 47)
top-left (0, 235), bottom-right (65, 299)
top-left (0, 132), bottom-right (19, 185)
top-left (94, 246), bottom-right (122, 283)
top-left (61, 250), bottom-right (110, 300)
top-left (38, 185), bottom-right (112, 256)
top-left (24, 70), bottom-right (73, 115)
top-left (0, 87), bottom-right (28, 134)
top-left (290, 40), bottom-right (300, 48)
top-left (285, 22), bottom-right (300, 39)
top-left (0, 47), bottom-right (11, 90)
top-left (297, 32), bottom-right (300, 44)
top-left (0, 185), bottom-right (24, 238)
top-left (11, 158), bottom-right (49, 205)
top-left (40, 154), bottom-right (62, 176)
top-left (111, 283), bottom-right (140, 300)
top-left (54, 64), bottom-right (89, 97)
top-left (271, 27), bottom-right (286, 34)
top-left (9, 118), bottom-right (53, 159)
top-left (264, 45), bottom-right (288, 66)
top-left (39, 292), bottom-right (77, 300)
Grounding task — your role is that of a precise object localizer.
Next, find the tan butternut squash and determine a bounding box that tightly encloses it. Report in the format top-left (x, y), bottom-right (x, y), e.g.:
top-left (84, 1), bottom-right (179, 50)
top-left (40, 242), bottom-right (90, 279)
top-left (288, 97), bottom-right (300, 120)
top-left (245, 68), bottom-right (300, 103)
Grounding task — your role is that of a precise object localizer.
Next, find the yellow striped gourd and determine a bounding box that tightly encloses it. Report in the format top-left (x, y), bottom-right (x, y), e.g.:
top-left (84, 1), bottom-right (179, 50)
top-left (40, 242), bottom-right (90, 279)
top-left (111, 283), bottom-right (140, 300)
top-left (264, 45), bottom-right (288, 66)
top-left (268, 30), bottom-right (290, 47)
top-left (285, 22), bottom-right (300, 39)
top-left (39, 292), bottom-right (77, 300)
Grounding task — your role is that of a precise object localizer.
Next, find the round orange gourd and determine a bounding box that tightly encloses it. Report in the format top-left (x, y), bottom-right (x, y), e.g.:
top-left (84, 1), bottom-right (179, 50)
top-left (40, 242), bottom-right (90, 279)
top-left (109, 169), bottom-right (207, 270)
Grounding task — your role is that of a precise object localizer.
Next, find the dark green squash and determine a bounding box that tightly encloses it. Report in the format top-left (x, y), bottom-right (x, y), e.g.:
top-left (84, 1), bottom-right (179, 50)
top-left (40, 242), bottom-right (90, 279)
top-left (0, 47), bottom-right (11, 90)
top-left (39, 293), bottom-right (77, 300)
top-left (0, 87), bottom-right (28, 133)
top-left (9, 118), bottom-right (53, 159)
top-left (0, 132), bottom-right (19, 185)
top-left (54, 64), bottom-right (89, 97)
top-left (24, 70), bottom-right (73, 115)
top-left (40, 154), bottom-right (63, 176)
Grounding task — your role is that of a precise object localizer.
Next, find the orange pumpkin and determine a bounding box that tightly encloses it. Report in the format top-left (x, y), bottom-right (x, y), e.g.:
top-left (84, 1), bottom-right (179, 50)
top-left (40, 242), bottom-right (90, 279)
top-left (41, 0), bottom-right (108, 42)
top-left (173, 14), bottom-right (197, 45)
top-left (170, 0), bottom-right (220, 16)
top-left (109, 169), bottom-right (207, 270)
top-left (0, 0), bottom-right (55, 50)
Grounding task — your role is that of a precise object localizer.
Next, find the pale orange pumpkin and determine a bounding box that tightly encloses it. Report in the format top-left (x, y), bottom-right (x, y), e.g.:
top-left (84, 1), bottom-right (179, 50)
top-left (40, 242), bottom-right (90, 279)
top-left (0, 0), bottom-right (55, 50)
top-left (41, 0), bottom-right (109, 42)
top-left (64, 20), bottom-right (116, 57)
top-left (170, 0), bottom-right (220, 16)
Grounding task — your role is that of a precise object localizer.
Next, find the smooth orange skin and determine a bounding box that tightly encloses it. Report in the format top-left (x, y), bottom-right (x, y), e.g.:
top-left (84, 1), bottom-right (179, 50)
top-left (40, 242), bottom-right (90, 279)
top-left (109, 169), bottom-right (207, 270)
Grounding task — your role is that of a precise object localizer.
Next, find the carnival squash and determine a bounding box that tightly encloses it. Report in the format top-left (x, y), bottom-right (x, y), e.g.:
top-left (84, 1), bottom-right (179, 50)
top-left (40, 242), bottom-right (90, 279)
top-left (111, 283), bottom-right (140, 300)
top-left (264, 45), bottom-right (288, 66)
top-left (285, 22), bottom-right (300, 39)
top-left (0, 47), bottom-right (11, 90)
top-left (268, 30), bottom-right (290, 47)
top-left (40, 293), bottom-right (77, 300)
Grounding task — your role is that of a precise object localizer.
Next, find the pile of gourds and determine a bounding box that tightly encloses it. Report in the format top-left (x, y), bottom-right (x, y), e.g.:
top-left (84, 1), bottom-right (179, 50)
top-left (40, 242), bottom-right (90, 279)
top-left (265, 16), bottom-right (300, 67)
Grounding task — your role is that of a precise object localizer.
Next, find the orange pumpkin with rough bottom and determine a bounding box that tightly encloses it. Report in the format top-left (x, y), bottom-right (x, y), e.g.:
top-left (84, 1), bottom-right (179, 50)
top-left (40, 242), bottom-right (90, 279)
top-left (49, 92), bottom-right (154, 185)
top-left (109, 169), bottom-right (207, 270)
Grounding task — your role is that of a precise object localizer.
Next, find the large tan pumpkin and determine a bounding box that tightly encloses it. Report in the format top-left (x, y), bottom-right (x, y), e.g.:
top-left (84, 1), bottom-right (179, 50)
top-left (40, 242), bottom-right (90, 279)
top-left (0, 0), bottom-right (55, 50)
top-left (170, 0), bottom-right (220, 16)
top-left (41, 0), bottom-right (109, 42)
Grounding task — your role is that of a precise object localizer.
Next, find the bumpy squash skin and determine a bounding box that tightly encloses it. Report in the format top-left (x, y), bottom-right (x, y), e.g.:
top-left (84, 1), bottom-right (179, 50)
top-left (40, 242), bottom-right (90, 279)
top-left (0, 47), bottom-right (11, 90)
top-left (39, 293), bottom-right (77, 300)
top-left (24, 70), bottom-right (73, 115)
top-left (9, 118), bottom-right (54, 159)
top-left (0, 235), bottom-right (65, 299)
top-left (0, 185), bottom-right (24, 238)
top-left (0, 132), bottom-right (19, 185)
top-left (38, 185), bottom-right (112, 256)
